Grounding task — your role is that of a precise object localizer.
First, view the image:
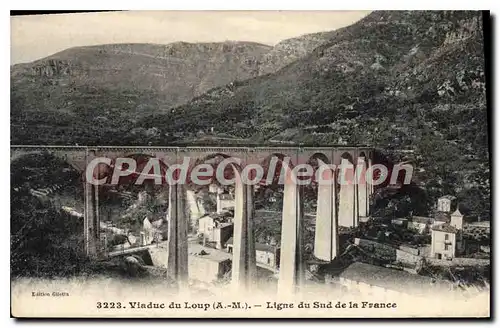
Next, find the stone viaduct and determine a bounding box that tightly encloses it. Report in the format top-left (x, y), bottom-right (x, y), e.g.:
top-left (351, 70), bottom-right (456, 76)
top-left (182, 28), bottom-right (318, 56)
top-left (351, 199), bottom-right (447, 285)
top-left (11, 145), bottom-right (375, 295)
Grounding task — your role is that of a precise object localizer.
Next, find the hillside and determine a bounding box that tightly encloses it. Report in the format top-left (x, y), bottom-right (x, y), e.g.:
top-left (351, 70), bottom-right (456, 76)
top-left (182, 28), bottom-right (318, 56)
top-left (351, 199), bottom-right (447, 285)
top-left (10, 11), bottom-right (490, 218)
top-left (149, 11), bottom-right (486, 144)
top-left (258, 31), bottom-right (337, 75)
top-left (136, 11), bottom-right (489, 217)
top-left (12, 32), bottom-right (346, 145)
top-left (11, 41), bottom-right (273, 144)
top-left (12, 41), bottom-right (272, 107)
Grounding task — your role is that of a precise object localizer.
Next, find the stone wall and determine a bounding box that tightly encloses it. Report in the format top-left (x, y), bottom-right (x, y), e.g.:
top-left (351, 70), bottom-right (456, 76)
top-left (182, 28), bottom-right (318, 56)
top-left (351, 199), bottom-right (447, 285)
top-left (354, 238), bottom-right (397, 262)
top-left (396, 249), bottom-right (422, 266)
top-left (399, 245), bottom-right (420, 256)
top-left (427, 257), bottom-right (490, 267)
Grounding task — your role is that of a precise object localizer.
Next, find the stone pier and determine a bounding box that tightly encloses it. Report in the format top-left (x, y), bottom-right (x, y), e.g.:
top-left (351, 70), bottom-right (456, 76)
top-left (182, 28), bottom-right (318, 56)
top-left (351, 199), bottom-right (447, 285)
top-left (338, 158), bottom-right (356, 228)
top-left (368, 158), bottom-right (374, 201)
top-left (231, 166), bottom-right (257, 291)
top-left (167, 183), bottom-right (189, 288)
top-left (84, 183), bottom-right (100, 257)
top-left (357, 156), bottom-right (368, 218)
top-left (313, 167), bottom-right (338, 261)
top-left (277, 168), bottom-right (304, 296)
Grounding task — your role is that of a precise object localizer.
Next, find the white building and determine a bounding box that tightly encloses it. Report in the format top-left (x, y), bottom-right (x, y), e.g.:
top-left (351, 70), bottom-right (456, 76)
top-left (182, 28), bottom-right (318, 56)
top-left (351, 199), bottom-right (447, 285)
top-left (209, 183), bottom-right (218, 194)
top-left (430, 224), bottom-right (464, 260)
top-left (408, 216), bottom-right (431, 233)
top-left (209, 183), bottom-right (224, 195)
top-left (450, 208), bottom-right (464, 230)
top-left (226, 238), bottom-right (280, 270)
top-left (198, 215), bottom-right (233, 249)
top-left (217, 193), bottom-right (234, 213)
top-left (408, 212), bottom-right (451, 234)
top-left (437, 195), bottom-right (457, 213)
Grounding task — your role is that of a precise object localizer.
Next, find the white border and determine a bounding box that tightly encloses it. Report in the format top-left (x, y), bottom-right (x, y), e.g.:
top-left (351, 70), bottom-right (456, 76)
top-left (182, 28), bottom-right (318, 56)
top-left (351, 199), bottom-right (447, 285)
top-left (2, 1), bottom-right (498, 327)
top-left (5, 1), bottom-right (499, 10)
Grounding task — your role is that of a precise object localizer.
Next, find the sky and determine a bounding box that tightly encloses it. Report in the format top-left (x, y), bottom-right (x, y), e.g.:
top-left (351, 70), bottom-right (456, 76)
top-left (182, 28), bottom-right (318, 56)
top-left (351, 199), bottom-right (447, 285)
top-left (11, 10), bottom-right (370, 65)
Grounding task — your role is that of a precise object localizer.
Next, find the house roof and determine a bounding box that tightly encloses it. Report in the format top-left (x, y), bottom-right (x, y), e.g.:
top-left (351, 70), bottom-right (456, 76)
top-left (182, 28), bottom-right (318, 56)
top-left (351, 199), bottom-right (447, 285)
top-left (439, 195), bottom-right (457, 201)
top-left (412, 212), bottom-right (451, 225)
top-left (434, 212), bottom-right (451, 223)
top-left (255, 243), bottom-right (276, 252)
top-left (432, 224), bottom-right (458, 234)
top-left (218, 193), bottom-right (234, 200)
top-left (451, 209), bottom-right (463, 217)
top-left (201, 213), bottom-right (232, 224)
top-left (411, 216), bottom-right (433, 224)
top-left (226, 237), bottom-right (277, 252)
top-left (338, 262), bottom-right (452, 296)
top-left (215, 222), bottom-right (233, 229)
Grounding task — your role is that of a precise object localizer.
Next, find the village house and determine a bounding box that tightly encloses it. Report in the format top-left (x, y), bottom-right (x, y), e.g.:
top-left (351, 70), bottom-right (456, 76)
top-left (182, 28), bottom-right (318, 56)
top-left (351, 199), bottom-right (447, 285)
top-left (208, 183), bottom-right (224, 194)
top-left (207, 183), bottom-right (235, 214)
top-left (198, 214), bottom-right (233, 249)
top-left (225, 237), bottom-right (281, 270)
top-left (430, 224), bottom-right (465, 260)
top-left (407, 216), bottom-right (432, 234)
top-left (255, 243), bottom-right (280, 269)
top-left (217, 192), bottom-right (235, 213)
top-left (408, 198), bottom-right (455, 234)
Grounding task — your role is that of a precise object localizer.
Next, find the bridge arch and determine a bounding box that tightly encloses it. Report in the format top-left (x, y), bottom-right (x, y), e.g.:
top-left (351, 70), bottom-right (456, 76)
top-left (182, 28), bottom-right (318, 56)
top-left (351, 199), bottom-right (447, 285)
top-left (251, 153), bottom-right (305, 295)
top-left (85, 152), bottom-right (173, 261)
top-left (178, 151), bottom-right (256, 291)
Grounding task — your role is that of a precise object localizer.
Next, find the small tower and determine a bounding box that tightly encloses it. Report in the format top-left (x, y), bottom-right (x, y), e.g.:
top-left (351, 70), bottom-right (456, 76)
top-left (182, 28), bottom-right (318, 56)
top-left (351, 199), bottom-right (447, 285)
top-left (437, 195), bottom-right (457, 213)
top-left (450, 208), bottom-right (464, 230)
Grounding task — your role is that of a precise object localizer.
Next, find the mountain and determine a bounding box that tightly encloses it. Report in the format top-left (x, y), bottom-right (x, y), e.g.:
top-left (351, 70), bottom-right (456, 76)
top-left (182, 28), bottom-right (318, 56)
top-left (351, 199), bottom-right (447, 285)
top-left (258, 31), bottom-right (337, 75)
top-left (11, 41), bottom-right (275, 144)
top-left (11, 41), bottom-right (272, 109)
top-left (11, 33), bottom-right (345, 145)
top-left (135, 11), bottom-right (489, 217)
top-left (149, 11), bottom-right (486, 144)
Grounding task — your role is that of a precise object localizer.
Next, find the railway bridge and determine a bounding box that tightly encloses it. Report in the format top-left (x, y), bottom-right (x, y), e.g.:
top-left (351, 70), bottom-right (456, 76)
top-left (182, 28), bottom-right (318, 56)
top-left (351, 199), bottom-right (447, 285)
top-left (11, 145), bottom-right (376, 295)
